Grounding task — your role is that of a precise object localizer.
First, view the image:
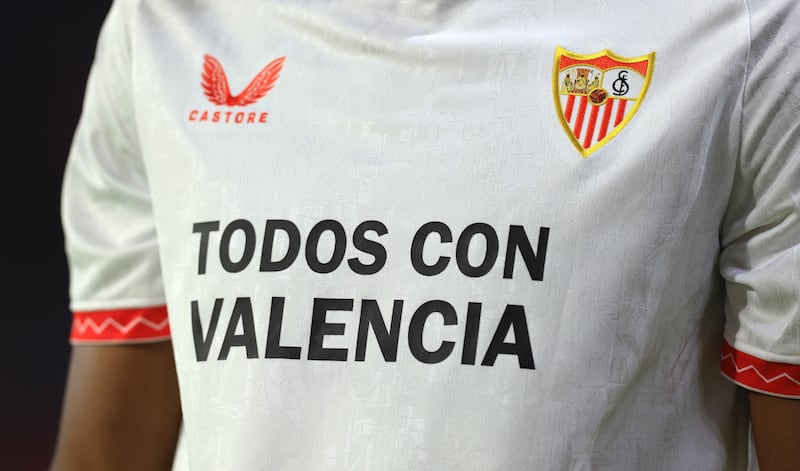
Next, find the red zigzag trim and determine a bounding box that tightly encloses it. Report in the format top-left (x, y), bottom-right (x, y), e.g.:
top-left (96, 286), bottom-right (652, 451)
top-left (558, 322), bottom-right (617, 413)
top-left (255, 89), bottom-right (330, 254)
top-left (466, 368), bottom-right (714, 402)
top-left (71, 306), bottom-right (170, 343)
top-left (721, 339), bottom-right (800, 398)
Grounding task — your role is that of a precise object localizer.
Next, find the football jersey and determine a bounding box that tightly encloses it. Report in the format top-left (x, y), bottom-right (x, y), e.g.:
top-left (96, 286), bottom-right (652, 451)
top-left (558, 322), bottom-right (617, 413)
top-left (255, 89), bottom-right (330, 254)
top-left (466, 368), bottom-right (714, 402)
top-left (62, 0), bottom-right (800, 470)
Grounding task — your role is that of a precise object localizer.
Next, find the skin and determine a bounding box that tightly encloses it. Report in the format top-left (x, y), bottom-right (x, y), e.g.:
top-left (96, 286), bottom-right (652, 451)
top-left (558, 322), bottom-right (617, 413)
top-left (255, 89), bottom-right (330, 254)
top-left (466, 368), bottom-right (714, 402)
top-left (749, 391), bottom-right (800, 471)
top-left (50, 342), bottom-right (181, 471)
top-left (49, 343), bottom-right (798, 469)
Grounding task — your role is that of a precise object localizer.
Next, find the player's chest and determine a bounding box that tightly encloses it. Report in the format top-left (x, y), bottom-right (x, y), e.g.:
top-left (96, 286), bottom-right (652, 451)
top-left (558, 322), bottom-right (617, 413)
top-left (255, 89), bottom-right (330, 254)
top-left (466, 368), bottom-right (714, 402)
top-left (130, 0), bottom-right (749, 208)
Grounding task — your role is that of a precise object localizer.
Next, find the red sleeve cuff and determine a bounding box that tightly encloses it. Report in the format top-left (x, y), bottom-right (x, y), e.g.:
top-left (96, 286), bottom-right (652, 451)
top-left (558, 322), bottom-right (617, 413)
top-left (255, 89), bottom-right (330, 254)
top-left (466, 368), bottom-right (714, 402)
top-left (721, 339), bottom-right (800, 399)
top-left (70, 306), bottom-right (171, 343)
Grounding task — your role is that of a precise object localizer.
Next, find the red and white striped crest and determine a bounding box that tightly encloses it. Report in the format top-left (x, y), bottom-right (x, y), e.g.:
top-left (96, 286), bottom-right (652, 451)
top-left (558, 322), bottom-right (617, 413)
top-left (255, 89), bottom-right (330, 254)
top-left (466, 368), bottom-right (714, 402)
top-left (553, 47), bottom-right (655, 158)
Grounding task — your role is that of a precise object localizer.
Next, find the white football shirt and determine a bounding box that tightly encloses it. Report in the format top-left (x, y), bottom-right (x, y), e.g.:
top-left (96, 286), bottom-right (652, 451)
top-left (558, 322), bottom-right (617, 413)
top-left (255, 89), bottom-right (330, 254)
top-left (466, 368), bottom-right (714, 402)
top-left (62, 1), bottom-right (800, 469)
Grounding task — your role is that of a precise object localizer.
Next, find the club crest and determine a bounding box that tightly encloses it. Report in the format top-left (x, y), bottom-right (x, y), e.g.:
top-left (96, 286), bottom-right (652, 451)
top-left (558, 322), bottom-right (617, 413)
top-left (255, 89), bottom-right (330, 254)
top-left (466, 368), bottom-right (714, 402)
top-left (553, 46), bottom-right (655, 157)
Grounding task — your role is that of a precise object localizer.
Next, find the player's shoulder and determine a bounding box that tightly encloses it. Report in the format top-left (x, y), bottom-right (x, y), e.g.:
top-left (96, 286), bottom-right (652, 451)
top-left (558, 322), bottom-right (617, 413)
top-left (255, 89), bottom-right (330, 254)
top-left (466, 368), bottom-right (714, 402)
top-left (744, 0), bottom-right (800, 28)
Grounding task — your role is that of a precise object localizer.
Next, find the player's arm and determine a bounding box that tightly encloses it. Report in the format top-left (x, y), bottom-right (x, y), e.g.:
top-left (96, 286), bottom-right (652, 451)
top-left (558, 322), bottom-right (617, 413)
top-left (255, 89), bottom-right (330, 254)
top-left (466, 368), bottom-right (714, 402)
top-left (748, 392), bottom-right (800, 471)
top-left (717, 1), bottom-right (800, 468)
top-left (50, 342), bottom-right (181, 471)
top-left (53, 1), bottom-right (182, 469)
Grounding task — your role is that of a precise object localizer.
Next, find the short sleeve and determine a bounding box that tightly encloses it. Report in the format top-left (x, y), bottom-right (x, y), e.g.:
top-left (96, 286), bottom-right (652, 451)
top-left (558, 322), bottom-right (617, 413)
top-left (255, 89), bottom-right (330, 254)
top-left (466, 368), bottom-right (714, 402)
top-left (61, 0), bottom-right (169, 344)
top-left (719, 0), bottom-right (800, 398)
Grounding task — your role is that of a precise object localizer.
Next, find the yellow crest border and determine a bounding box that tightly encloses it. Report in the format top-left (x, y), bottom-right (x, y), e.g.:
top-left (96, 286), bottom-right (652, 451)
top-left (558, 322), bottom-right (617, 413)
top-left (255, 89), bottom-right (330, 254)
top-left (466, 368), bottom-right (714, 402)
top-left (552, 46), bottom-right (656, 158)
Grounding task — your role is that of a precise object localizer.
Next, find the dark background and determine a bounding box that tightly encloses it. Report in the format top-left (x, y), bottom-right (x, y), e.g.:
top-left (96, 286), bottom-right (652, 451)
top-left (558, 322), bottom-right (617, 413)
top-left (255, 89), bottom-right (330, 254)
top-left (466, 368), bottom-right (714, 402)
top-left (4, 2), bottom-right (112, 469)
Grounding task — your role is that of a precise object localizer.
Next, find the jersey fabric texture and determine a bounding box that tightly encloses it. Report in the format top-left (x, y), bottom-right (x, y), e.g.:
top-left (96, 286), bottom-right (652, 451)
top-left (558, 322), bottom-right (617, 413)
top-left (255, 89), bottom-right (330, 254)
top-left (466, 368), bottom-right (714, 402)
top-left (62, 1), bottom-right (800, 470)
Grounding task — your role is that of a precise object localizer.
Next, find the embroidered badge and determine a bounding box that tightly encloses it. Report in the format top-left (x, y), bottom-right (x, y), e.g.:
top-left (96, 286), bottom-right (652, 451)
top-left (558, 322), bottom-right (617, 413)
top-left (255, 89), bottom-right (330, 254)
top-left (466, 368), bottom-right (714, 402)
top-left (553, 46), bottom-right (654, 157)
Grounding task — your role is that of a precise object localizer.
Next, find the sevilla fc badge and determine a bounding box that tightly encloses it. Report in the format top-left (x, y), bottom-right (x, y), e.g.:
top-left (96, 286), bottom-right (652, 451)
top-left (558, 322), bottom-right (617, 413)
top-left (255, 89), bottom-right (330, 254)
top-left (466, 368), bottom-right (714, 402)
top-left (553, 46), bottom-right (655, 158)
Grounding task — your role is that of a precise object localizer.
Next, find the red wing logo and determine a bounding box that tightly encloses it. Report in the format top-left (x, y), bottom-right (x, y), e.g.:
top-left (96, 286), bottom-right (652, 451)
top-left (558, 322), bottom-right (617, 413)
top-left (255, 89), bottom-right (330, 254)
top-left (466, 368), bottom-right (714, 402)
top-left (553, 46), bottom-right (655, 158)
top-left (202, 54), bottom-right (286, 107)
